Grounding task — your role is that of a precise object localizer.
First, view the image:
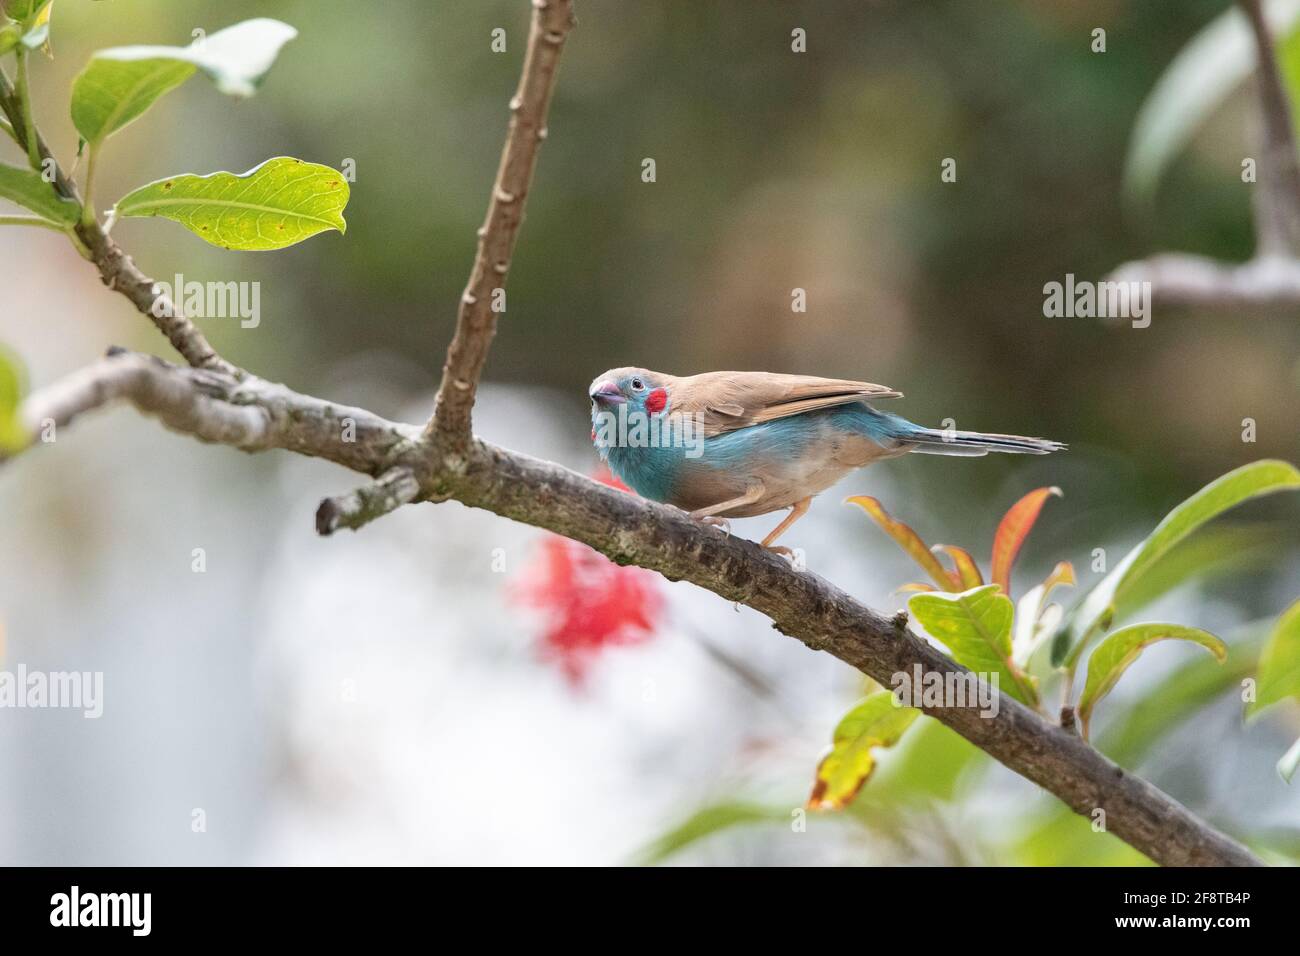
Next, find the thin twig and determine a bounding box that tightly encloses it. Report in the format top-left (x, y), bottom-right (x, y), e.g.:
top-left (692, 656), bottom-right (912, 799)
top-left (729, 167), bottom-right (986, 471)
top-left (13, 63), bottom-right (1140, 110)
top-left (426, 0), bottom-right (576, 453)
top-left (1106, 252), bottom-right (1300, 310)
top-left (13, 48), bottom-right (41, 170)
top-left (1107, 1), bottom-right (1300, 309)
top-left (1240, 0), bottom-right (1300, 256)
top-left (316, 466), bottom-right (421, 535)
top-left (0, 69), bottom-right (235, 374)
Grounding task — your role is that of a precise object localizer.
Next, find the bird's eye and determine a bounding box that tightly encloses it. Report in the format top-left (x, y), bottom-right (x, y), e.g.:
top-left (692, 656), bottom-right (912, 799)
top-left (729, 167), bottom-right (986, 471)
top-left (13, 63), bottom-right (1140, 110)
top-left (631, 378), bottom-right (645, 391)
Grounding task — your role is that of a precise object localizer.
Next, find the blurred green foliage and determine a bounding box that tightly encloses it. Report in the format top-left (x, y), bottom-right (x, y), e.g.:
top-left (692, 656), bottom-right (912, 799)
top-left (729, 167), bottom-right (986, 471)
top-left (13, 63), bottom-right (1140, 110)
top-left (12, 0), bottom-right (1292, 517)
top-left (6, 0), bottom-right (1300, 867)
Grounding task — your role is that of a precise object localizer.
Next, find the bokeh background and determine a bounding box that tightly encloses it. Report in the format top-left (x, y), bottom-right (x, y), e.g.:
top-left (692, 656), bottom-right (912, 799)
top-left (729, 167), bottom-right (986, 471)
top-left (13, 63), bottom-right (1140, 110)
top-left (1, 0), bottom-right (1299, 864)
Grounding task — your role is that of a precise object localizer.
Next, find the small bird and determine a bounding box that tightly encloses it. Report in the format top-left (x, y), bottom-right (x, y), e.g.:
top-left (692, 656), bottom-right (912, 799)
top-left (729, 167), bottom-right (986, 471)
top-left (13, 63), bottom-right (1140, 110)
top-left (589, 367), bottom-right (1064, 554)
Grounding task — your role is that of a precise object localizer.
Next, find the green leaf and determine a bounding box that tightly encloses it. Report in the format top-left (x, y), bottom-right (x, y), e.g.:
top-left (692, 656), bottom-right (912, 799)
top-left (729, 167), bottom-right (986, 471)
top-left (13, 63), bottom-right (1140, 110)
top-left (1122, 2), bottom-right (1300, 207)
top-left (1077, 624), bottom-right (1227, 739)
top-left (4, 0), bottom-right (51, 21)
top-left (0, 21), bottom-right (22, 55)
top-left (1102, 625), bottom-right (1265, 767)
top-left (0, 342), bottom-right (28, 453)
top-left (865, 716), bottom-right (985, 803)
top-left (70, 19), bottom-right (297, 146)
top-left (1111, 522), bottom-right (1292, 623)
top-left (114, 157), bottom-right (349, 251)
top-left (18, 0), bottom-right (49, 53)
top-left (635, 802), bottom-right (789, 865)
top-left (71, 57), bottom-right (197, 146)
top-left (1053, 460), bottom-right (1300, 667)
top-left (908, 585), bottom-right (1038, 705)
top-left (0, 162), bottom-right (79, 223)
top-left (1013, 806), bottom-right (1153, 867)
top-left (807, 691), bottom-right (920, 811)
top-left (1249, 598), bottom-right (1300, 718)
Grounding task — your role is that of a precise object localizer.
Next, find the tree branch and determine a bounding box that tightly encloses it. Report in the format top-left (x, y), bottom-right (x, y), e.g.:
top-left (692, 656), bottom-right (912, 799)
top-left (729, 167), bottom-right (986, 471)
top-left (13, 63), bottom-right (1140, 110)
top-left (0, 70), bottom-right (235, 374)
top-left (1107, 252), bottom-right (1300, 309)
top-left (2, 351), bottom-right (1263, 866)
top-left (1109, 0), bottom-right (1300, 310)
top-left (0, 1), bottom-right (1265, 867)
top-left (1240, 0), bottom-right (1300, 256)
top-left (425, 0), bottom-right (575, 452)
top-left (316, 466), bottom-right (421, 534)
top-left (5, 349), bottom-right (419, 476)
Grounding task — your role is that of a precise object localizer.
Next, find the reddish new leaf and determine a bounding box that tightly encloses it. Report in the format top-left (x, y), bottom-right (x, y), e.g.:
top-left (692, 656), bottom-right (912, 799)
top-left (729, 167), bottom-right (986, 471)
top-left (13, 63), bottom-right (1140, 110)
top-left (848, 496), bottom-right (957, 590)
top-left (991, 487), bottom-right (1061, 595)
top-left (934, 544), bottom-right (984, 589)
top-left (895, 582), bottom-right (938, 594)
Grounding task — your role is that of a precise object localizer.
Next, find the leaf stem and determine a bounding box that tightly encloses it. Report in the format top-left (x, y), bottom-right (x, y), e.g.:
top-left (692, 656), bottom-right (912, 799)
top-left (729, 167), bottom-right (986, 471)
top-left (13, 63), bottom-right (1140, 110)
top-left (13, 47), bottom-right (41, 171)
top-left (79, 143), bottom-right (99, 226)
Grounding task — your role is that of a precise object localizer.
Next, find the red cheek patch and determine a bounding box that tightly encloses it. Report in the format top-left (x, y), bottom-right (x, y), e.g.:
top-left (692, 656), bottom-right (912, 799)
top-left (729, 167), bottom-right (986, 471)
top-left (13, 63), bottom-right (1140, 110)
top-left (645, 388), bottom-right (667, 414)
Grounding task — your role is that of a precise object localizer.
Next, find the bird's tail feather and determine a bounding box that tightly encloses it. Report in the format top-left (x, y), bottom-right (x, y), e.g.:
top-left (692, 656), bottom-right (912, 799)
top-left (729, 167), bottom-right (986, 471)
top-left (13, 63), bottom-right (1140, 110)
top-left (899, 425), bottom-right (1066, 457)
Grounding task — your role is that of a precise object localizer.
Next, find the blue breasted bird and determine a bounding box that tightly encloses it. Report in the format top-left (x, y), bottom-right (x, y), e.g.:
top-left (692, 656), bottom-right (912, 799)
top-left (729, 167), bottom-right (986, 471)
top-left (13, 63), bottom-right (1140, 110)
top-left (589, 368), bottom-right (1065, 554)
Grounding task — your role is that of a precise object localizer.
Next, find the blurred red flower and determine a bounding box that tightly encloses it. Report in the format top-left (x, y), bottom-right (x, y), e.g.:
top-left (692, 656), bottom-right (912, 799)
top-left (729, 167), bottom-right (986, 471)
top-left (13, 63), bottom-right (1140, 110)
top-left (511, 470), bottom-right (663, 684)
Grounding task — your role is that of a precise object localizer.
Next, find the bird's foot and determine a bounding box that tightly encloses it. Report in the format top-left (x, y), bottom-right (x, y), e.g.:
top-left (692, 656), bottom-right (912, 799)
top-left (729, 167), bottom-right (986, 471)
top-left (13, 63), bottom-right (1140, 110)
top-left (764, 544), bottom-right (802, 568)
top-left (698, 515), bottom-right (731, 535)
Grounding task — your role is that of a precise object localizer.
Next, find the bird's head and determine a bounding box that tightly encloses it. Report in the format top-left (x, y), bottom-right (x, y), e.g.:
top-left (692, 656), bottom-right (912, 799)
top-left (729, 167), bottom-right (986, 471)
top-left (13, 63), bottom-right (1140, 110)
top-left (589, 367), bottom-right (672, 416)
top-left (588, 367), bottom-right (672, 455)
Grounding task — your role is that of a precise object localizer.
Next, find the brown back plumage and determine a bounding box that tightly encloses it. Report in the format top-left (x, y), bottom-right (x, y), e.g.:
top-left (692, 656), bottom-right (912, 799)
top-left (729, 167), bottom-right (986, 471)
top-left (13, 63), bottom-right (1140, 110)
top-left (666, 371), bottom-right (901, 438)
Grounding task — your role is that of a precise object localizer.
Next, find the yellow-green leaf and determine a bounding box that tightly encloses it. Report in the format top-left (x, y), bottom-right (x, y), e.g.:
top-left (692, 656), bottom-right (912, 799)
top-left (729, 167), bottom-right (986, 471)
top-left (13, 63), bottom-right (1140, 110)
top-left (1249, 598), bottom-right (1300, 719)
top-left (908, 585), bottom-right (1038, 705)
top-left (1078, 623), bottom-right (1227, 739)
top-left (1054, 460), bottom-right (1300, 667)
top-left (114, 157), bottom-right (349, 251)
top-left (0, 342), bottom-right (28, 453)
top-left (0, 162), bottom-right (79, 224)
top-left (807, 691), bottom-right (919, 811)
top-left (0, 20), bottom-right (22, 55)
top-left (71, 19), bottom-right (297, 146)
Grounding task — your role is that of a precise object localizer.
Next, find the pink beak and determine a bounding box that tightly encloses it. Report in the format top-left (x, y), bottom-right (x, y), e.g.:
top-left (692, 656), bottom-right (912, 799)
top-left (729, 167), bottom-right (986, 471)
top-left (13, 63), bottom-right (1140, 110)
top-left (589, 380), bottom-right (625, 405)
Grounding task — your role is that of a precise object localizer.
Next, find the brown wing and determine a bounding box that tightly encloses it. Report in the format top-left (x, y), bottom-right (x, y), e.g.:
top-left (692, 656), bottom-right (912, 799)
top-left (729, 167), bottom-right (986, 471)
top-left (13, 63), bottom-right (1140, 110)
top-left (669, 371), bottom-right (902, 437)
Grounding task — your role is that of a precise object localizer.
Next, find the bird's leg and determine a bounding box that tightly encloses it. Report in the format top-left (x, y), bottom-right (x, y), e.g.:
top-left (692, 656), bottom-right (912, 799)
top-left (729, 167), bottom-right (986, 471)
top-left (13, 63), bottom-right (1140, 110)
top-left (760, 497), bottom-right (812, 557)
top-left (699, 516), bottom-right (731, 534)
top-left (688, 483), bottom-right (765, 524)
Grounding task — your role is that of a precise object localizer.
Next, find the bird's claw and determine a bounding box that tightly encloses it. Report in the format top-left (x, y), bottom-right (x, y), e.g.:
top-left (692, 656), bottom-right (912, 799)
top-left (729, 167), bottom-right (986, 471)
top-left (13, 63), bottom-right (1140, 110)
top-left (765, 545), bottom-right (800, 568)
top-left (698, 516), bottom-right (731, 535)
